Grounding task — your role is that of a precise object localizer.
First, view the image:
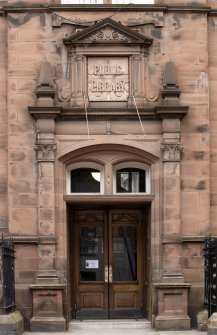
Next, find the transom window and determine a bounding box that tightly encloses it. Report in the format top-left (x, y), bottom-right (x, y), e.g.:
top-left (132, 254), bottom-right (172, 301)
top-left (67, 162), bottom-right (103, 194)
top-left (114, 162), bottom-right (150, 194)
top-left (116, 168), bottom-right (146, 193)
top-left (67, 161), bottom-right (150, 194)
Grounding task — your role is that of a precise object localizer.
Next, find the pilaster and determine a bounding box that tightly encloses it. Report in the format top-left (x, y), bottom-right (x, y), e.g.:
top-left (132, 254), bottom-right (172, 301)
top-left (28, 61), bottom-right (66, 331)
top-left (154, 62), bottom-right (190, 330)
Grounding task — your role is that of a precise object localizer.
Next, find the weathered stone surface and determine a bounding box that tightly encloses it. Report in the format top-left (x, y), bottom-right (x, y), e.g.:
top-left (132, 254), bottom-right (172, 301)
top-left (0, 0), bottom-right (216, 330)
top-left (0, 311), bottom-right (24, 335)
top-left (197, 310), bottom-right (208, 331)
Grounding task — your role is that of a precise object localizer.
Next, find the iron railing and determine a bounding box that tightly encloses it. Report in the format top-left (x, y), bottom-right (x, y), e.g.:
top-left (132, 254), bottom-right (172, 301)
top-left (0, 238), bottom-right (16, 314)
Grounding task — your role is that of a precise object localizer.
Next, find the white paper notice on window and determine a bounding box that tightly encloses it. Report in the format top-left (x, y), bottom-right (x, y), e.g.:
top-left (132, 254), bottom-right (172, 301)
top-left (86, 260), bottom-right (99, 269)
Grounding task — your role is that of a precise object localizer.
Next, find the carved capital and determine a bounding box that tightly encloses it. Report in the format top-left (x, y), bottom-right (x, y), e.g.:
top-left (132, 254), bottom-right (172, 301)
top-left (161, 143), bottom-right (183, 162)
top-left (34, 143), bottom-right (57, 162)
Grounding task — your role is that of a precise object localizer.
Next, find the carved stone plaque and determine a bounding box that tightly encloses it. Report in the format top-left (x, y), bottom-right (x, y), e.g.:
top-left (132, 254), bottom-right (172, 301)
top-left (88, 57), bottom-right (129, 101)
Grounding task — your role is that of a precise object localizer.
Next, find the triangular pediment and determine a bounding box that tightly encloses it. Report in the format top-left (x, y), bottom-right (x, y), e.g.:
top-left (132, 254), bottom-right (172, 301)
top-left (63, 18), bottom-right (152, 46)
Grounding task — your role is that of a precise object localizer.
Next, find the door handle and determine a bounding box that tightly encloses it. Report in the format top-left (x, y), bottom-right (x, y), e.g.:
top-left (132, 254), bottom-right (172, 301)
top-left (105, 265), bottom-right (108, 283)
top-left (109, 265), bottom-right (113, 283)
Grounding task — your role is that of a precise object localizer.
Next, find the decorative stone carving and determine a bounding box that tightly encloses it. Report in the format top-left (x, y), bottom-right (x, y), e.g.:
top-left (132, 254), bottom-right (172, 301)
top-left (161, 143), bottom-right (183, 162)
top-left (34, 143), bottom-right (57, 162)
top-left (56, 80), bottom-right (71, 102)
top-left (37, 61), bottom-right (55, 107)
top-left (88, 57), bottom-right (129, 101)
top-left (161, 62), bottom-right (181, 103)
top-left (89, 28), bottom-right (129, 42)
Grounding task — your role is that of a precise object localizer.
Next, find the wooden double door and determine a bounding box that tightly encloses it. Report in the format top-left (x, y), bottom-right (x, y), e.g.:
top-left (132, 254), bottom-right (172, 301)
top-left (71, 209), bottom-right (147, 319)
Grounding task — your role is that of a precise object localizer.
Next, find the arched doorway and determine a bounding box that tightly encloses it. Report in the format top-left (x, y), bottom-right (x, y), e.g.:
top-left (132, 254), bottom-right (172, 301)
top-left (59, 143), bottom-right (158, 321)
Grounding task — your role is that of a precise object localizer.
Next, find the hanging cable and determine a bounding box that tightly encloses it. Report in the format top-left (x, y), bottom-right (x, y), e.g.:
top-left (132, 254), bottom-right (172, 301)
top-left (132, 93), bottom-right (147, 137)
top-left (83, 95), bottom-right (91, 142)
top-left (41, 1), bottom-right (133, 27)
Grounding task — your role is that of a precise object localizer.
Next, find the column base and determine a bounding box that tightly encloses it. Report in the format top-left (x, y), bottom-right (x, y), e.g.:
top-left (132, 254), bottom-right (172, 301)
top-left (0, 311), bottom-right (24, 335)
top-left (154, 282), bottom-right (191, 330)
top-left (30, 316), bottom-right (66, 332)
top-left (30, 284), bottom-right (66, 332)
top-left (155, 315), bottom-right (190, 330)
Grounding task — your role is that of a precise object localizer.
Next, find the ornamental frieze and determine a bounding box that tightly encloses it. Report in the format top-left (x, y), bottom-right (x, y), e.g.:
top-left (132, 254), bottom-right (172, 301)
top-left (34, 143), bottom-right (57, 162)
top-left (160, 143), bottom-right (183, 162)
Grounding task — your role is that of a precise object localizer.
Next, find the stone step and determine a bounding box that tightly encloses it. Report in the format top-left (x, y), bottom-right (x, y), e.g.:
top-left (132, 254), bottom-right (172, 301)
top-left (68, 319), bottom-right (151, 330)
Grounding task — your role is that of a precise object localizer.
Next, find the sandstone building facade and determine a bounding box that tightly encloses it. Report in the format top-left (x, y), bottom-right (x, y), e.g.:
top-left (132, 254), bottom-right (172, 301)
top-left (0, 0), bottom-right (217, 331)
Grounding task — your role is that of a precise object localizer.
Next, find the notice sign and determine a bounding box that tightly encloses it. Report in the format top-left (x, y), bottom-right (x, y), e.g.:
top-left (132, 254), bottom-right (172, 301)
top-left (86, 260), bottom-right (99, 269)
top-left (88, 57), bottom-right (129, 101)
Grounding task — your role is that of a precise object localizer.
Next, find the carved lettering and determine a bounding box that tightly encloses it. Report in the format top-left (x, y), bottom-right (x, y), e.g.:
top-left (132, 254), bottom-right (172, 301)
top-left (91, 80), bottom-right (126, 93)
top-left (88, 57), bottom-right (129, 101)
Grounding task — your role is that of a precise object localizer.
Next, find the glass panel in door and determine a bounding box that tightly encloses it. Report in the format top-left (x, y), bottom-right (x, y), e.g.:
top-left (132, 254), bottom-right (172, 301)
top-left (80, 226), bottom-right (104, 281)
top-left (112, 226), bottom-right (137, 281)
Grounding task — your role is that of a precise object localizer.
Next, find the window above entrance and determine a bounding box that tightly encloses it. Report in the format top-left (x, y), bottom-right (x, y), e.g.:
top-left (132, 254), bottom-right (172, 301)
top-left (67, 162), bottom-right (104, 194)
top-left (114, 162), bottom-right (150, 194)
top-left (66, 161), bottom-right (151, 195)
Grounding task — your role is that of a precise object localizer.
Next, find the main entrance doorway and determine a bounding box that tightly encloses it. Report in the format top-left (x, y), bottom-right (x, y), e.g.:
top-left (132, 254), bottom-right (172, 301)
top-left (70, 208), bottom-right (148, 319)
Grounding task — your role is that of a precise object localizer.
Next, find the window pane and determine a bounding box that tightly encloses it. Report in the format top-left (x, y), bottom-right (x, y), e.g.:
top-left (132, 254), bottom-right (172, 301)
top-left (71, 168), bottom-right (100, 193)
top-left (113, 226), bottom-right (137, 281)
top-left (62, 0), bottom-right (103, 3)
top-left (117, 172), bottom-right (129, 192)
top-left (116, 168), bottom-right (146, 193)
top-left (132, 172), bottom-right (139, 193)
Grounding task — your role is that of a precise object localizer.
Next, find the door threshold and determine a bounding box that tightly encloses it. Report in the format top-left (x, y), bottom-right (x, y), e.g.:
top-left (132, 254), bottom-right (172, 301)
top-left (69, 319), bottom-right (151, 330)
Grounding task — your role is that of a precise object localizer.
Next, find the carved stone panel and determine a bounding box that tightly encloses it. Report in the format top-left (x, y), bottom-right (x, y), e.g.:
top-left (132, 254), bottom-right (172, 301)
top-left (88, 57), bottom-right (129, 102)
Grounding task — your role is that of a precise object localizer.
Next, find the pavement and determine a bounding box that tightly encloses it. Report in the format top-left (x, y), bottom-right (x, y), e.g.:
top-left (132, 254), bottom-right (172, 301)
top-left (23, 328), bottom-right (207, 335)
top-left (22, 319), bottom-right (207, 335)
top-left (23, 329), bottom-right (207, 335)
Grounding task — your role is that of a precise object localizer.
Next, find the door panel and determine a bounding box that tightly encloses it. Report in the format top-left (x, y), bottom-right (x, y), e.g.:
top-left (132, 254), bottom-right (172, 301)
top-left (74, 209), bottom-right (144, 319)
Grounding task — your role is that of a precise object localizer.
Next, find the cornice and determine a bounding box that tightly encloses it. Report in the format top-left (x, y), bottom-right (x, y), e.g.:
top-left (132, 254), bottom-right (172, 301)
top-left (1, 4), bottom-right (212, 15)
top-left (28, 106), bottom-right (188, 121)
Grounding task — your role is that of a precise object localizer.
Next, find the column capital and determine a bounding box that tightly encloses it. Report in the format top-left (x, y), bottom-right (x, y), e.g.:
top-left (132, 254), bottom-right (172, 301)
top-left (161, 142), bottom-right (183, 162)
top-left (34, 143), bottom-right (57, 162)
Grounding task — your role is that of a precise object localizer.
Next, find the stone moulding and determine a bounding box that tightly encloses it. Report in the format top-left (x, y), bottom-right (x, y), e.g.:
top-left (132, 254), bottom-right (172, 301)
top-left (160, 143), bottom-right (183, 162)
